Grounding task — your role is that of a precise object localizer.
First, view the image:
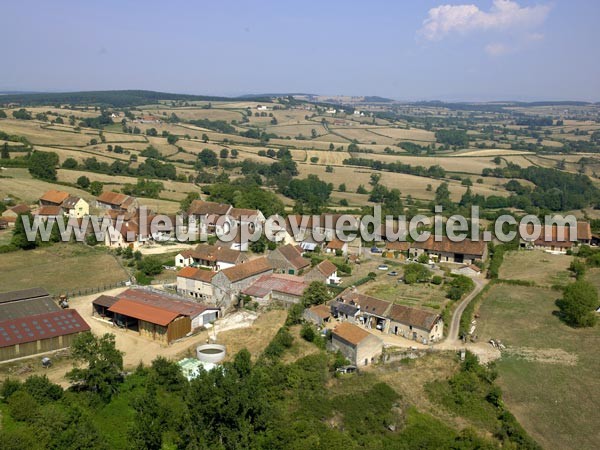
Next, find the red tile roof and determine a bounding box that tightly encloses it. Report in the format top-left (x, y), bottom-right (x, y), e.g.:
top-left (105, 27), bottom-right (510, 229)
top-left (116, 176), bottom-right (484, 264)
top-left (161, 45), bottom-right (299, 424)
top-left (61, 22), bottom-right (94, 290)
top-left (40, 190), bottom-right (69, 205)
top-left (519, 222), bottom-right (592, 246)
top-left (221, 257), bottom-right (272, 283)
top-left (0, 309), bottom-right (90, 348)
top-left (275, 244), bottom-right (310, 270)
top-left (332, 322), bottom-right (371, 346)
top-left (97, 191), bottom-right (132, 207)
top-left (411, 236), bottom-right (486, 256)
top-left (314, 260), bottom-right (338, 277)
top-left (185, 244), bottom-right (244, 264)
top-left (242, 273), bottom-right (308, 298)
top-left (387, 304), bottom-right (441, 331)
top-left (36, 205), bottom-right (63, 216)
top-left (9, 204), bottom-right (31, 215)
top-left (337, 291), bottom-right (391, 317)
top-left (177, 267), bottom-right (216, 283)
top-left (109, 298), bottom-right (179, 326)
top-left (188, 200), bottom-right (231, 216)
top-left (307, 304), bottom-right (331, 320)
top-left (326, 239), bottom-right (346, 250)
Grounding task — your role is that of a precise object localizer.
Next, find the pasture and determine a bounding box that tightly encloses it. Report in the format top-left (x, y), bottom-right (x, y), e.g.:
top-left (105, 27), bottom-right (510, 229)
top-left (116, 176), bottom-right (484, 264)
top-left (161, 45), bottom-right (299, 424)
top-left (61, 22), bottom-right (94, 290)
top-left (0, 244), bottom-right (130, 295)
top-left (476, 283), bottom-right (600, 450)
top-left (499, 250), bottom-right (573, 287)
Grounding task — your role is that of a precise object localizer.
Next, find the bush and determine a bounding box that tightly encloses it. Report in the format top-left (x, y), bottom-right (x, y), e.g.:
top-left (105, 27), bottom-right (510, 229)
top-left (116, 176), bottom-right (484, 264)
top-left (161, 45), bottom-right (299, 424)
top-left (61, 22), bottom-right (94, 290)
top-left (300, 323), bottom-right (316, 342)
top-left (431, 275), bottom-right (443, 285)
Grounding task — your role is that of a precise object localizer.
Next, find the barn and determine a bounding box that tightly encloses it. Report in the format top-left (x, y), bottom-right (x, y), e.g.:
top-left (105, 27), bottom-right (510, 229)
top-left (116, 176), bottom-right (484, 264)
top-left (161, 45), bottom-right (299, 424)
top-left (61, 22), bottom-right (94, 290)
top-left (92, 288), bottom-right (219, 344)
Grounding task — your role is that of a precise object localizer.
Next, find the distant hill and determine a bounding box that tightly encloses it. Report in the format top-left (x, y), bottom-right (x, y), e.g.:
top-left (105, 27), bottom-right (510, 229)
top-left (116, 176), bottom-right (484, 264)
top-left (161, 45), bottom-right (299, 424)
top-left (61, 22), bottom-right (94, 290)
top-left (0, 90), bottom-right (233, 107)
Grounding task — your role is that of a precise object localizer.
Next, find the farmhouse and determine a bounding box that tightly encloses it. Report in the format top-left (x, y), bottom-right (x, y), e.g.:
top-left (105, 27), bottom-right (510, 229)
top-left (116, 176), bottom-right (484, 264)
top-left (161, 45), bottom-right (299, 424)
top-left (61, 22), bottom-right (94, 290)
top-left (330, 322), bottom-right (383, 366)
top-left (96, 191), bottom-right (137, 212)
top-left (175, 244), bottom-right (247, 270)
top-left (303, 304), bottom-right (332, 327)
top-left (409, 237), bottom-right (487, 264)
top-left (0, 287), bottom-right (90, 362)
top-left (519, 221), bottom-right (592, 252)
top-left (387, 304), bottom-right (443, 344)
top-left (241, 273), bottom-right (309, 306)
top-left (93, 289), bottom-right (219, 343)
top-left (187, 200), bottom-right (232, 235)
top-left (211, 257), bottom-right (273, 308)
top-left (267, 243), bottom-right (310, 275)
top-left (176, 267), bottom-right (216, 301)
top-left (330, 301), bottom-right (360, 323)
top-left (304, 260), bottom-right (340, 285)
top-left (61, 196), bottom-right (89, 218)
top-left (228, 207), bottom-right (265, 229)
top-left (1, 204), bottom-right (31, 226)
top-left (35, 205), bottom-right (64, 221)
top-left (285, 214), bottom-right (359, 243)
top-left (452, 264), bottom-right (482, 277)
top-left (335, 290), bottom-right (391, 331)
top-left (39, 190), bottom-right (69, 207)
top-left (325, 239), bottom-right (348, 256)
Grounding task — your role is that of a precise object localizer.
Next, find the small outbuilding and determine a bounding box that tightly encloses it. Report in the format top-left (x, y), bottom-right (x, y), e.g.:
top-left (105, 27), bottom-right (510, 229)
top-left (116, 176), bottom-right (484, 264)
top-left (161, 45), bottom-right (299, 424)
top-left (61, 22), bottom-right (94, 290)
top-left (330, 322), bottom-right (383, 366)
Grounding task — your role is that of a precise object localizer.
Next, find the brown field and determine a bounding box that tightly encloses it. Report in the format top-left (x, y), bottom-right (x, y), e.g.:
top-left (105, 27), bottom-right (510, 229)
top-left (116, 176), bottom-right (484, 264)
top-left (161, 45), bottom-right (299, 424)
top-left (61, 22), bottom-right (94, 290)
top-left (0, 244), bottom-right (130, 296)
top-left (297, 163), bottom-right (508, 201)
top-left (265, 123), bottom-right (328, 138)
top-left (139, 107), bottom-right (245, 122)
top-left (0, 119), bottom-right (95, 146)
top-left (370, 127), bottom-right (436, 142)
top-left (331, 127), bottom-right (399, 145)
top-left (0, 168), bottom-right (91, 204)
top-left (304, 150), bottom-right (349, 165)
top-left (499, 250), bottom-right (574, 286)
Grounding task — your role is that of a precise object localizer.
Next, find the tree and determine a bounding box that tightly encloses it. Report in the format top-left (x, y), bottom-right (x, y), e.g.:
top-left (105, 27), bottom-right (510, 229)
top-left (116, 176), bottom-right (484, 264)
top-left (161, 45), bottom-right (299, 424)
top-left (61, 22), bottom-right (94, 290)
top-left (231, 148), bottom-right (239, 158)
top-left (220, 148), bottom-right (229, 159)
top-left (1, 143), bottom-right (9, 159)
top-left (302, 281), bottom-right (332, 307)
top-left (67, 332), bottom-right (124, 400)
top-left (77, 176), bottom-right (90, 189)
top-left (202, 133), bottom-right (209, 143)
top-left (137, 256), bottom-right (164, 276)
top-left (11, 213), bottom-right (37, 250)
top-left (339, 183), bottom-right (346, 192)
top-left (28, 151), bottom-right (58, 181)
top-left (62, 157), bottom-right (78, 169)
top-left (167, 134), bottom-right (179, 145)
top-left (180, 192), bottom-right (200, 212)
top-left (556, 280), bottom-right (598, 327)
top-left (90, 181), bottom-right (103, 196)
top-left (196, 149), bottom-right (219, 168)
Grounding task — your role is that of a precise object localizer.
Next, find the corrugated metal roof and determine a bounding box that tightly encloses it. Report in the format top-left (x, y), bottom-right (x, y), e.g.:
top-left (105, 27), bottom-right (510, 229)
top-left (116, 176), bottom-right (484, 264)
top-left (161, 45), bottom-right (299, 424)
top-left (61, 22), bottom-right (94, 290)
top-left (92, 295), bottom-right (119, 309)
top-left (118, 289), bottom-right (217, 317)
top-left (0, 297), bottom-right (60, 321)
top-left (0, 310), bottom-right (90, 348)
top-left (109, 298), bottom-right (179, 326)
top-left (0, 288), bottom-right (50, 304)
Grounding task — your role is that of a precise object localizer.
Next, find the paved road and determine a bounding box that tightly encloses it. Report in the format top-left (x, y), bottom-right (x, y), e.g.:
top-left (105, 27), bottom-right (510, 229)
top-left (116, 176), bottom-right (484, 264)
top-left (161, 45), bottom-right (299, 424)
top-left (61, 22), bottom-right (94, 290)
top-left (446, 276), bottom-right (487, 344)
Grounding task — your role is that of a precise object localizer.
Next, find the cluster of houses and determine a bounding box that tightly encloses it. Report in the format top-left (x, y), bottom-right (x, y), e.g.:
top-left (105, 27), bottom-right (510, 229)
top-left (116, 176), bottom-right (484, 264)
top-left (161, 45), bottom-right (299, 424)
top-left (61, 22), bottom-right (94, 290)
top-left (175, 243), bottom-right (340, 308)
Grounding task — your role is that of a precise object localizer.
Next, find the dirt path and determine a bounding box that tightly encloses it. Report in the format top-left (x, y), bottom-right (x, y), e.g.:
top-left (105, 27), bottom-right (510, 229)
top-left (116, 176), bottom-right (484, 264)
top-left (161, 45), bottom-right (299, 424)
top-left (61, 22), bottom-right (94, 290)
top-left (446, 276), bottom-right (487, 344)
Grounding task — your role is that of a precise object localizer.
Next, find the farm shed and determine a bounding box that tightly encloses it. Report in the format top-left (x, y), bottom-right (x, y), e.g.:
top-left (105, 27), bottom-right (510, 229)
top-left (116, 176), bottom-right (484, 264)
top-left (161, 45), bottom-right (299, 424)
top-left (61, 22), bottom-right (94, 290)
top-left (330, 322), bottom-right (383, 366)
top-left (102, 289), bottom-right (219, 343)
top-left (0, 287), bottom-right (60, 321)
top-left (303, 304), bottom-right (332, 327)
top-left (0, 309), bottom-right (90, 362)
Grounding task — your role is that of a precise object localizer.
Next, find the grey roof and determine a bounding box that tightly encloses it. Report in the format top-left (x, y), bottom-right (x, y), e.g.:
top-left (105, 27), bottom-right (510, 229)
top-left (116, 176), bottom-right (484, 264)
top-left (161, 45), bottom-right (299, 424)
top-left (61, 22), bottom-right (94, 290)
top-left (0, 297), bottom-right (60, 321)
top-left (0, 288), bottom-right (50, 305)
top-left (331, 301), bottom-right (359, 317)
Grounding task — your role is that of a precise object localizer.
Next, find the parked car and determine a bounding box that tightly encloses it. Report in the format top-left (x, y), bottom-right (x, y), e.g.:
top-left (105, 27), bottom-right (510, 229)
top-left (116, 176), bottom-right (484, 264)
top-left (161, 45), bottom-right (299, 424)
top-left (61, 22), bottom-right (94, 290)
top-left (378, 264), bottom-right (388, 270)
top-left (336, 365), bottom-right (358, 374)
top-left (387, 270), bottom-right (398, 276)
top-left (370, 246), bottom-right (382, 254)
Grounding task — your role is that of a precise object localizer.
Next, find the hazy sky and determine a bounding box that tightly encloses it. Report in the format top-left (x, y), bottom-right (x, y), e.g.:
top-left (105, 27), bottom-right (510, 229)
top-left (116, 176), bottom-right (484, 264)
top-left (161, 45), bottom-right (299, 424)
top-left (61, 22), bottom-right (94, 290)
top-left (1, 0), bottom-right (599, 101)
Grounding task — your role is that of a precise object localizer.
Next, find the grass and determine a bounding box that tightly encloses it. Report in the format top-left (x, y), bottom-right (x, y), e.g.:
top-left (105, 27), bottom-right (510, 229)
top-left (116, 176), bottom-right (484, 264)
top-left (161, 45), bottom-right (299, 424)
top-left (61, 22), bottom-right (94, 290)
top-left (499, 250), bottom-right (573, 287)
top-left (364, 273), bottom-right (448, 311)
top-left (476, 283), bottom-right (600, 450)
top-left (0, 244), bottom-right (130, 296)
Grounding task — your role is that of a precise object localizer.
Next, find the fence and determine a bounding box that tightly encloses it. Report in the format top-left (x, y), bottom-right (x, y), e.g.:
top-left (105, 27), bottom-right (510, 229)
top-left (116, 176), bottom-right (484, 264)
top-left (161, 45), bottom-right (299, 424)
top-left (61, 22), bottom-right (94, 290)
top-left (63, 280), bottom-right (131, 298)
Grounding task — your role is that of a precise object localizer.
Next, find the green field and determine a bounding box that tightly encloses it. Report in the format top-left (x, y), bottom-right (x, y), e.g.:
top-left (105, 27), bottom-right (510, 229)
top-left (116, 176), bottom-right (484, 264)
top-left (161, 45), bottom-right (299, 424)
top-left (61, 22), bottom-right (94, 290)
top-left (0, 244), bottom-right (130, 296)
top-left (476, 283), bottom-right (600, 450)
top-left (499, 250), bottom-right (574, 287)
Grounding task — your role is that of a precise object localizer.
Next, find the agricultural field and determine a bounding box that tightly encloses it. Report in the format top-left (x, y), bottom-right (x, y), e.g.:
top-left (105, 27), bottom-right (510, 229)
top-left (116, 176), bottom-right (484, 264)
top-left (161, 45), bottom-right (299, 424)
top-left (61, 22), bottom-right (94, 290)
top-left (499, 250), bottom-right (574, 287)
top-left (0, 244), bottom-right (130, 295)
top-left (476, 283), bottom-right (600, 450)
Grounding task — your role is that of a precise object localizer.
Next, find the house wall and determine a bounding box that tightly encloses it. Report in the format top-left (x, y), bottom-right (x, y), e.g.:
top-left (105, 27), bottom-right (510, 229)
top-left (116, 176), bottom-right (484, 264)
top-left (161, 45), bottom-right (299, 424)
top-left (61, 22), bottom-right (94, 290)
top-left (388, 318), bottom-right (444, 344)
top-left (67, 199), bottom-right (89, 219)
top-left (211, 270), bottom-right (273, 309)
top-left (271, 291), bottom-right (303, 306)
top-left (176, 277), bottom-right (213, 301)
top-left (355, 334), bottom-right (384, 366)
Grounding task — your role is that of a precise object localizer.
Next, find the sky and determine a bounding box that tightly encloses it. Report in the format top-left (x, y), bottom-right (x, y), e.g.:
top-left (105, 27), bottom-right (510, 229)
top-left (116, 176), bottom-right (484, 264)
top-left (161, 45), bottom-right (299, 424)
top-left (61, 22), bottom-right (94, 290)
top-left (1, 0), bottom-right (599, 101)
